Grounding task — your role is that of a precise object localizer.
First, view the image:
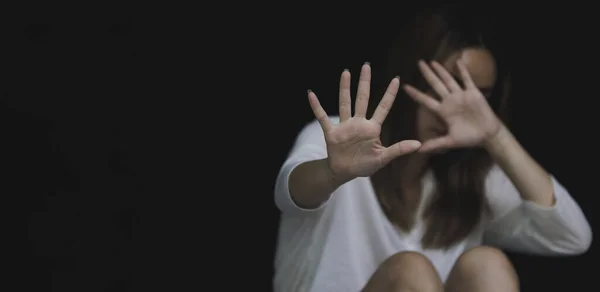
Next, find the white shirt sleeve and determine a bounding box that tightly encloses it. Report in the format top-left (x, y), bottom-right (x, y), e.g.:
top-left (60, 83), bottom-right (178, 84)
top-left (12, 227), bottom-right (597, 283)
top-left (274, 117), bottom-right (338, 216)
top-left (483, 165), bottom-right (592, 255)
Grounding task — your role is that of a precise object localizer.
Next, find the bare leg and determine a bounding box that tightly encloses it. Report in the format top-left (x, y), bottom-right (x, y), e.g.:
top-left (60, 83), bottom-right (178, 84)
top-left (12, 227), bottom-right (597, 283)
top-left (362, 251), bottom-right (443, 292)
top-left (445, 246), bottom-right (519, 292)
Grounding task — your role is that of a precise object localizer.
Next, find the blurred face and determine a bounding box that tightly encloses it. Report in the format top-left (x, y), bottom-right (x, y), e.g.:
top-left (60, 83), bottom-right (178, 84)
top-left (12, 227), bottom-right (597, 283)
top-left (416, 47), bottom-right (497, 148)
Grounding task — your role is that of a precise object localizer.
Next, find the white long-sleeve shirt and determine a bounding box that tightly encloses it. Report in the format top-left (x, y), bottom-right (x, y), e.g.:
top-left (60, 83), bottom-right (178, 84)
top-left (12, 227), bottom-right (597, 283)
top-left (273, 117), bottom-right (592, 292)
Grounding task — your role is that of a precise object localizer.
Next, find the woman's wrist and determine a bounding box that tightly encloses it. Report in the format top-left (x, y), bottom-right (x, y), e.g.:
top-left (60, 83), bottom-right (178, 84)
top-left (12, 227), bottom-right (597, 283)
top-left (483, 123), bottom-right (511, 154)
top-left (326, 158), bottom-right (352, 189)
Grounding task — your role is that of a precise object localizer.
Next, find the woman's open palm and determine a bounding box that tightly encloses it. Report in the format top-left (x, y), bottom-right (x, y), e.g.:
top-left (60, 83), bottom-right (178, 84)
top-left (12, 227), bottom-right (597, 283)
top-left (403, 60), bottom-right (502, 153)
top-left (308, 63), bottom-right (422, 182)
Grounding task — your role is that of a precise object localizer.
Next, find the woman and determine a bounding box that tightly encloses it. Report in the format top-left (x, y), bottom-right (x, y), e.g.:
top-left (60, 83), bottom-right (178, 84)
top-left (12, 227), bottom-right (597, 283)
top-left (273, 8), bottom-right (592, 292)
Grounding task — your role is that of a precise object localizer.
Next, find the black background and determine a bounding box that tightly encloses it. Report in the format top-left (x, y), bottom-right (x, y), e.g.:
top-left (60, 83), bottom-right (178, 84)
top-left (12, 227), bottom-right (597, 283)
top-left (5, 3), bottom-right (598, 291)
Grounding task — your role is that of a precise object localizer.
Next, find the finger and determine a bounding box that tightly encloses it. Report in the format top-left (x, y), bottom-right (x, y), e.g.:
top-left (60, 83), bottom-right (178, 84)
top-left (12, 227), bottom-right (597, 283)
top-left (307, 90), bottom-right (332, 132)
top-left (371, 76), bottom-right (400, 125)
top-left (403, 85), bottom-right (441, 113)
top-left (339, 69), bottom-right (352, 122)
top-left (418, 60), bottom-right (449, 97)
top-left (382, 140), bottom-right (422, 163)
top-left (419, 136), bottom-right (454, 153)
top-left (456, 60), bottom-right (476, 89)
top-left (354, 62), bottom-right (371, 118)
top-left (431, 61), bottom-right (462, 92)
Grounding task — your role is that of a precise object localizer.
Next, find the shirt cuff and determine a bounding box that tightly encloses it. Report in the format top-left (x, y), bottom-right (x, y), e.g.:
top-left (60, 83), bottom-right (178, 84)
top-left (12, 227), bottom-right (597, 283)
top-left (520, 176), bottom-right (592, 253)
top-left (521, 176), bottom-right (567, 213)
top-left (274, 152), bottom-right (331, 216)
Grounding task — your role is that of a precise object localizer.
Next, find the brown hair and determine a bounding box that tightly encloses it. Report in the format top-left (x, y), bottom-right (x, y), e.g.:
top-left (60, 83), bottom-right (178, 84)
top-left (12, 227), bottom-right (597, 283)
top-left (369, 6), bottom-right (511, 249)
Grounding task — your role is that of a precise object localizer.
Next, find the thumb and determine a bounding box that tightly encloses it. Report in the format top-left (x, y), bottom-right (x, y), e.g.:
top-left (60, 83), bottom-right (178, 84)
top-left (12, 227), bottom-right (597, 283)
top-left (382, 140), bottom-right (422, 163)
top-left (419, 136), bottom-right (453, 153)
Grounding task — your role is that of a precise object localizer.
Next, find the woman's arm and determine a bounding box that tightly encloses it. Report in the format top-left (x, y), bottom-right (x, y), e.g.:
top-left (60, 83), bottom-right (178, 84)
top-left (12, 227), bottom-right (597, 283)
top-left (288, 159), bottom-right (345, 209)
top-left (482, 125), bottom-right (592, 255)
top-left (274, 118), bottom-right (342, 215)
top-left (484, 125), bottom-right (554, 207)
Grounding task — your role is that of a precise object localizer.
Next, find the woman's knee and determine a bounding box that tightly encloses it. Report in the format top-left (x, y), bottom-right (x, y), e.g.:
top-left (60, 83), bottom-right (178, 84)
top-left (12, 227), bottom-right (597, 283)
top-left (364, 251), bottom-right (442, 292)
top-left (453, 246), bottom-right (516, 275)
top-left (385, 252), bottom-right (438, 277)
top-left (446, 246), bottom-right (519, 291)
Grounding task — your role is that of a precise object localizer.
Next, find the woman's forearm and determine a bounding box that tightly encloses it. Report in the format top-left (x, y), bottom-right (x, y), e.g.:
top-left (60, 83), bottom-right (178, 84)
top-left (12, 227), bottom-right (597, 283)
top-left (288, 158), bottom-right (347, 209)
top-left (484, 125), bottom-right (555, 207)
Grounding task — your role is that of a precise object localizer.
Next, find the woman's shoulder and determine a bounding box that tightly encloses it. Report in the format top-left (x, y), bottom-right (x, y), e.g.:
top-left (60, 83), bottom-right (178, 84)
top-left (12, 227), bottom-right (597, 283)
top-left (483, 164), bottom-right (522, 213)
top-left (484, 164), bottom-right (511, 187)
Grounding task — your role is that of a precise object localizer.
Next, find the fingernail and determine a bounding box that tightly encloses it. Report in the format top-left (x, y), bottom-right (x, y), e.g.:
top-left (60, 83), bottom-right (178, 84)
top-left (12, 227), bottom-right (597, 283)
top-left (394, 75), bottom-right (400, 80)
top-left (343, 68), bottom-right (349, 72)
top-left (410, 141), bottom-right (422, 148)
top-left (364, 61), bottom-right (370, 65)
top-left (307, 89), bottom-right (312, 93)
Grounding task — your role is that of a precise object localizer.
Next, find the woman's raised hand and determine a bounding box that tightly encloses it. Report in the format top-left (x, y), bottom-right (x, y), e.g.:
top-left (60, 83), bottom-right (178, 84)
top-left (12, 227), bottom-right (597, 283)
top-left (308, 63), bottom-right (422, 183)
top-left (403, 60), bottom-right (502, 153)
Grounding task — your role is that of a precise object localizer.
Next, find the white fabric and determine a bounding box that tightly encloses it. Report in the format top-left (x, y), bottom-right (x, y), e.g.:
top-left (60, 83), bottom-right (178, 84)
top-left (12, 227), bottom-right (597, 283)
top-left (273, 117), bottom-right (592, 292)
